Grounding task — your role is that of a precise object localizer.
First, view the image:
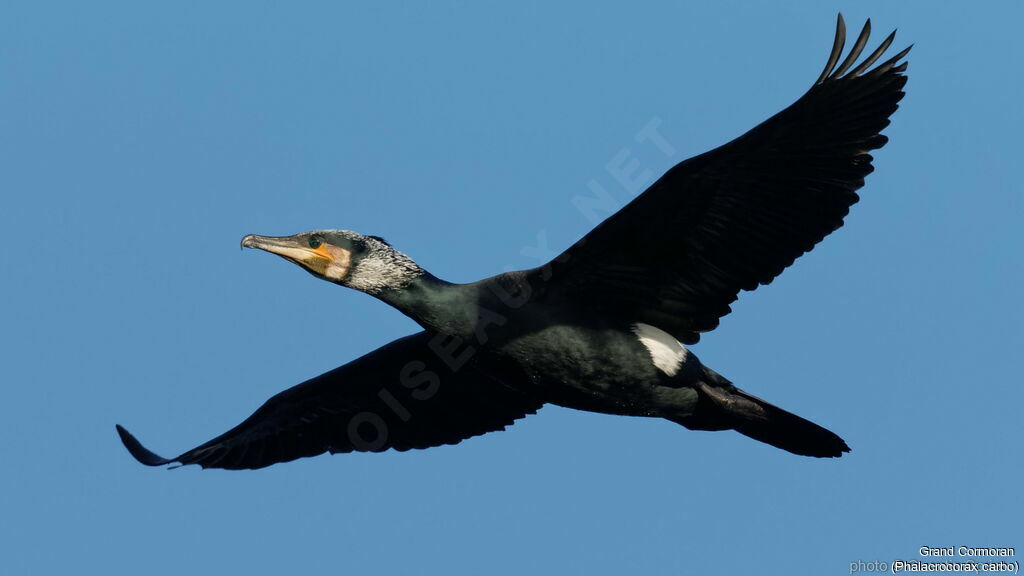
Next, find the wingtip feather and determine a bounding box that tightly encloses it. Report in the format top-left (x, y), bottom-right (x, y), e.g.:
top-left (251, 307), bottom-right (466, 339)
top-left (115, 424), bottom-right (175, 467)
top-left (868, 44), bottom-right (913, 77)
top-left (845, 29), bottom-right (896, 77)
top-left (815, 15), bottom-right (909, 85)
top-left (815, 13), bottom-right (847, 85)
top-left (831, 18), bottom-right (871, 79)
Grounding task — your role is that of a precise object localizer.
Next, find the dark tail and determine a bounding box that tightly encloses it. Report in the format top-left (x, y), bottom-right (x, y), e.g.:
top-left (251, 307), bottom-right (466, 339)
top-left (677, 379), bottom-right (850, 458)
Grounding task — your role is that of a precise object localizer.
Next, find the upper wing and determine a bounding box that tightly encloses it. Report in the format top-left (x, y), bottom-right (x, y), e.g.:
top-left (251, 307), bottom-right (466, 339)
top-left (532, 15), bottom-right (910, 344)
top-left (116, 332), bottom-right (542, 470)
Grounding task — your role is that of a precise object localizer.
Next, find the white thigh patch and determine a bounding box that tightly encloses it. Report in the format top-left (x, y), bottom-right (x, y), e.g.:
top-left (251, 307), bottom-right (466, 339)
top-left (630, 323), bottom-right (688, 377)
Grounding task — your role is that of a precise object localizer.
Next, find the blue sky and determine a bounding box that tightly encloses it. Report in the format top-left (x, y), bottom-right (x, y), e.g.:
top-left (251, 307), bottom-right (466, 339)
top-left (2, 2), bottom-right (1021, 574)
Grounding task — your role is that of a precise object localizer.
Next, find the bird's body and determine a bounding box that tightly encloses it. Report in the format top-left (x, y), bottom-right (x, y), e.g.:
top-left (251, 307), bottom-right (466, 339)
top-left (507, 324), bottom-right (703, 421)
top-left (383, 271), bottom-right (702, 419)
top-left (117, 15), bottom-right (910, 470)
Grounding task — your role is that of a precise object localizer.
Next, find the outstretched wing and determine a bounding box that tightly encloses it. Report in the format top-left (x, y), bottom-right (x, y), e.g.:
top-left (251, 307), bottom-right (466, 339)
top-left (533, 15), bottom-right (910, 344)
top-left (116, 332), bottom-right (542, 470)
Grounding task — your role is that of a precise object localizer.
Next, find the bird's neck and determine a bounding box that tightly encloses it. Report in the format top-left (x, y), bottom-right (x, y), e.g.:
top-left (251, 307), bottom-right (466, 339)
top-left (374, 272), bottom-right (477, 335)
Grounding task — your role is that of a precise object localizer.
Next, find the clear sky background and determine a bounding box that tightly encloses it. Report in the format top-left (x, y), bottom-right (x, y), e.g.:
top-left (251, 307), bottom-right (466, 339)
top-left (1, 2), bottom-right (1021, 574)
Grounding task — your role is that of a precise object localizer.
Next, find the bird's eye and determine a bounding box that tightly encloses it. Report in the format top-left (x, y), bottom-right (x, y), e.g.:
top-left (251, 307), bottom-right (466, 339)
top-left (308, 237), bottom-right (321, 249)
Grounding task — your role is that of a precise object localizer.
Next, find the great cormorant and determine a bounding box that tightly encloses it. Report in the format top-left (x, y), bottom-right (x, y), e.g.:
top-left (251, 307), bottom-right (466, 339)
top-left (117, 15), bottom-right (909, 469)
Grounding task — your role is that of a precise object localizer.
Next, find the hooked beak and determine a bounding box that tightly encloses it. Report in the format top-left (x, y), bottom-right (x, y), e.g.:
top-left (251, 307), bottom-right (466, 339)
top-left (241, 234), bottom-right (322, 262)
top-left (241, 234), bottom-right (351, 281)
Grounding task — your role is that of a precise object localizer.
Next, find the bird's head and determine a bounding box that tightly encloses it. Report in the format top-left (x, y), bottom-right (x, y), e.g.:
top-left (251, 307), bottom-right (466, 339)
top-left (241, 230), bottom-right (423, 294)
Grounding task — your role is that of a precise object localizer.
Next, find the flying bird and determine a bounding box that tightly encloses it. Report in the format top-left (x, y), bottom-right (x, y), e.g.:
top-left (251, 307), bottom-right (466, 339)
top-left (117, 15), bottom-right (909, 470)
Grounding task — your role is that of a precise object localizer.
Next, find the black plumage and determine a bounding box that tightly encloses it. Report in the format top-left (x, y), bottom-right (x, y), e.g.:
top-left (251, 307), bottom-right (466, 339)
top-left (118, 15), bottom-right (909, 469)
top-left (533, 17), bottom-right (909, 344)
top-left (118, 333), bottom-right (540, 470)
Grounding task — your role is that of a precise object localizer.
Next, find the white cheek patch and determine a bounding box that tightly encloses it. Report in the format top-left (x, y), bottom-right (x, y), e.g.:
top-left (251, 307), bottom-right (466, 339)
top-left (322, 244), bottom-right (351, 281)
top-left (631, 322), bottom-right (688, 377)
